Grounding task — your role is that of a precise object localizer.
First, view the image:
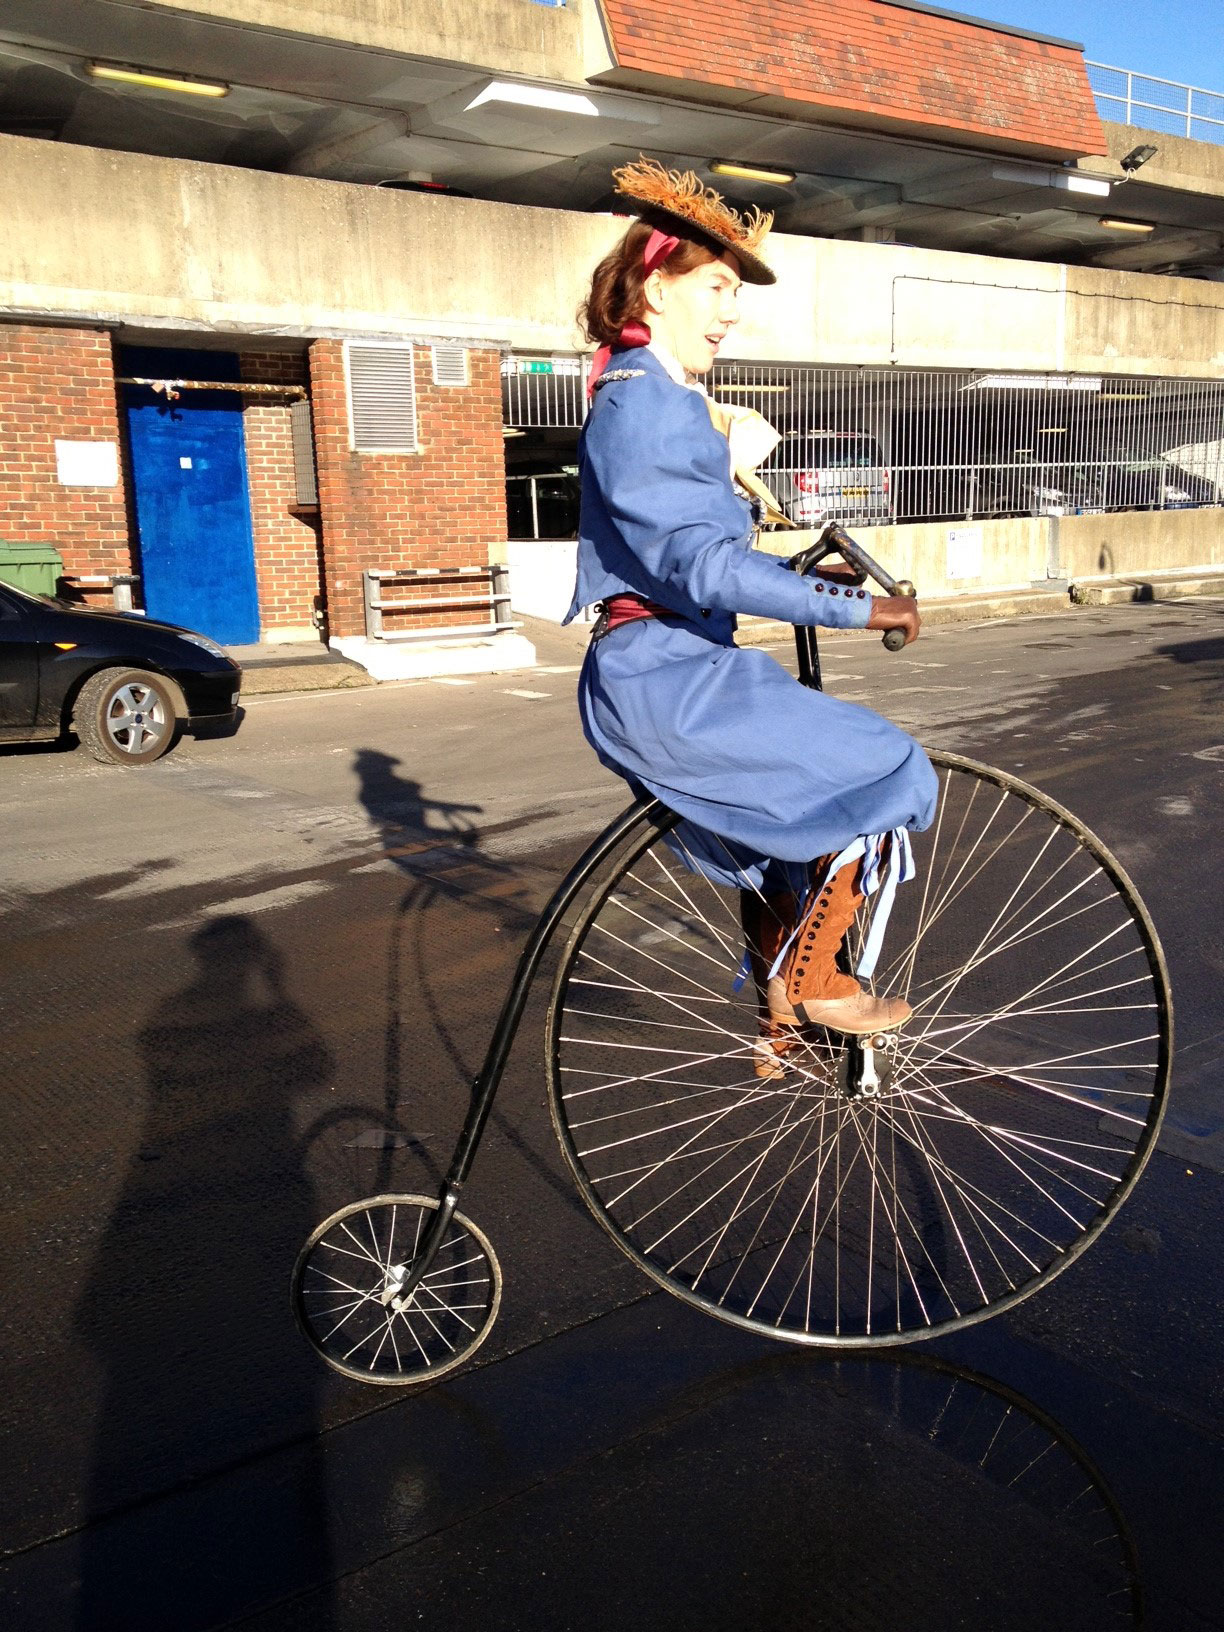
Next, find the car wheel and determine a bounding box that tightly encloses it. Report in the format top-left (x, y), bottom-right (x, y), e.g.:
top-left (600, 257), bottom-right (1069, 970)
top-left (72, 668), bottom-right (179, 766)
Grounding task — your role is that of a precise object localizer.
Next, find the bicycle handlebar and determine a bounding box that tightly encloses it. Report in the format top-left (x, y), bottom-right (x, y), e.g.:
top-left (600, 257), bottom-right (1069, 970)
top-left (785, 522), bottom-right (916, 652)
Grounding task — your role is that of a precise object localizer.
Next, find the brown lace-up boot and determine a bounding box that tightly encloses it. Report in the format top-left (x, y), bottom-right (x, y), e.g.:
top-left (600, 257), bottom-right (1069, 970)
top-left (772, 855), bottom-right (911, 1036)
top-left (739, 890), bottom-right (798, 1080)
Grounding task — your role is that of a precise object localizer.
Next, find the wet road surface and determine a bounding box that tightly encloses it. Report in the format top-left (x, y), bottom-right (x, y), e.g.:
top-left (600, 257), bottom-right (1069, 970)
top-left (1, 601), bottom-right (1222, 1630)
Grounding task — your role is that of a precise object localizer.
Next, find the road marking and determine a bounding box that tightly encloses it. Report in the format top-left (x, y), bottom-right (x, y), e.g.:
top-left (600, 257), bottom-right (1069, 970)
top-left (534, 664), bottom-right (582, 675)
top-left (430, 677), bottom-right (475, 687)
top-left (503, 688), bottom-right (551, 700)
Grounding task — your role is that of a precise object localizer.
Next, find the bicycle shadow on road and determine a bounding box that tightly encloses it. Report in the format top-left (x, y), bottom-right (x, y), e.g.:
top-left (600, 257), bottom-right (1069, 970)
top-left (72, 915), bottom-right (338, 1632)
top-left (351, 747), bottom-right (587, 1213)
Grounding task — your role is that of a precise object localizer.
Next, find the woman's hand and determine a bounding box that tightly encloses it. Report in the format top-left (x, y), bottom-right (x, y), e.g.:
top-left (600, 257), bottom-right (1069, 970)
top-left (867, 596), bottom-right (921, 646)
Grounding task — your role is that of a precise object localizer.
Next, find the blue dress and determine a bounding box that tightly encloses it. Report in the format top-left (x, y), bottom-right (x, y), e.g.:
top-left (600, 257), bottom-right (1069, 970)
top-left (564, 346), bottom-right (937, 889)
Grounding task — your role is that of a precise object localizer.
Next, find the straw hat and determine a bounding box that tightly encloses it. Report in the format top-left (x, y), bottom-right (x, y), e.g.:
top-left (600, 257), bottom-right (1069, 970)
top-left (611, 156), bottom-right (777, 286)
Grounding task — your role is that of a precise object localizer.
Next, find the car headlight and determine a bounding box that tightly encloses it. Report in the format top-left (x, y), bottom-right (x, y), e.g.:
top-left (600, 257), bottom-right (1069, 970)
top-left (179, 631), bottom-right (228, 659)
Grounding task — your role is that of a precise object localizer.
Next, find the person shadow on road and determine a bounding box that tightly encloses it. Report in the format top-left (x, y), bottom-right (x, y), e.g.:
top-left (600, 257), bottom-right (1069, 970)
top-left (74, 915), bottom-right (337, 1631)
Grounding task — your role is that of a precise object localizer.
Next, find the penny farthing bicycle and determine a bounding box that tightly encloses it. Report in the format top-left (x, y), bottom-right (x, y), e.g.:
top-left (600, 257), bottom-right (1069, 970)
top-left (292, 527), bottom-right (1172, 1384)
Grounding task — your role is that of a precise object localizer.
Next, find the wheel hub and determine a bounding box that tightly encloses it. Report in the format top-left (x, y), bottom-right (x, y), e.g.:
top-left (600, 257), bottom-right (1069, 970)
top-left (837, 1032), bottom-right (900, 1100)
top-left (379, 1263), bottom-right (409, 1309)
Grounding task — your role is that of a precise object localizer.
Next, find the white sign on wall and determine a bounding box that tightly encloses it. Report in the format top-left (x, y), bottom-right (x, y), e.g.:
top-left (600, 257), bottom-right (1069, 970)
top-left (946, 525), bottom-right (983, 581)
top-left (55, 440), bottom-right (119, 487)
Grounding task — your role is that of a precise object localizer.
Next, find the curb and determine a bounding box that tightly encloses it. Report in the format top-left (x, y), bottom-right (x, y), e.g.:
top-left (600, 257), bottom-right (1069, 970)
top-left (234, 575), bottom-right (1224, 692)
top-left (1070, 570), bottom-right (1224, 607)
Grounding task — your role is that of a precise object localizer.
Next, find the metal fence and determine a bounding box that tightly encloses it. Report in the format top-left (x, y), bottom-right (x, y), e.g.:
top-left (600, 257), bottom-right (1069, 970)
top-left (503, 355), bottom-right (1224, 526)
top-left (501, 353), bottom-right (588, 429)
top-left (1087, 61), bottom-right (1224, 145)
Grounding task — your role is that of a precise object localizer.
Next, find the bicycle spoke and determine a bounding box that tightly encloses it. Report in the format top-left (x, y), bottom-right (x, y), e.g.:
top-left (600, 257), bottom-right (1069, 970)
top-left (549, 759), bottom-right (1169, 1344)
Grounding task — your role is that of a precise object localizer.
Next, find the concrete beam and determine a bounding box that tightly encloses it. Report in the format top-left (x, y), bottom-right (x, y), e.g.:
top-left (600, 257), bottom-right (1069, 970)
top-left (141, 0), bottom-right (588, 86)
top-left (2, 134), bottom-right (1222, 376)
top-left (285, 114), bottom-right (410, 178)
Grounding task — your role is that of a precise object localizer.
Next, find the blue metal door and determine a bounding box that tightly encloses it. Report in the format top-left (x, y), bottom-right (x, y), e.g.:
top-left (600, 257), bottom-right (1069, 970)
top-left (122, 346), bottom-right (260, 645)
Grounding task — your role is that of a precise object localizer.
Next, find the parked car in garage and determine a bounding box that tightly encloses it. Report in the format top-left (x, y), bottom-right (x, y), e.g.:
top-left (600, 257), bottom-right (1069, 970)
top-left (1090, 458), bottom-right (1216, 512)
top-left (0, 581), bottom-right (241, 765)
top-left (761, 431), bottom-right (892, 526)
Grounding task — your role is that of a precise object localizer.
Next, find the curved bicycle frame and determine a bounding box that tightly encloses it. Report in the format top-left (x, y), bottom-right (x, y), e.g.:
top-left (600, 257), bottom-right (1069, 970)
top-left (396, 523), bottom-right (1165, 1299)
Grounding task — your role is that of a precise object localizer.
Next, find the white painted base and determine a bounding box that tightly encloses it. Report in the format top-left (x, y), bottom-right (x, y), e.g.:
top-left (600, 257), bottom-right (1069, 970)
top-left (508, 539), bottom-right (582, 623)
top-left (330, 632), bottom-right (537, 680)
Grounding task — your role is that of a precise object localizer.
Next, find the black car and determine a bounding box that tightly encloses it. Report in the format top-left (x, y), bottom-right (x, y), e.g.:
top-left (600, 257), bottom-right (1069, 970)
top-left (0, 582), bottom-right (241, 766)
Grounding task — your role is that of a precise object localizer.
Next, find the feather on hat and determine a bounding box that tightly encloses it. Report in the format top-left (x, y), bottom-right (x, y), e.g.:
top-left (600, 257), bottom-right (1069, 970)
top-left (611, 156), bottom-right (776, 286)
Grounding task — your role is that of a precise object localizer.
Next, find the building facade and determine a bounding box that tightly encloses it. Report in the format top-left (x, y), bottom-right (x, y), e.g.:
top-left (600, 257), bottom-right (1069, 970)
top-left (0, 0), bottom-right (1221, 670)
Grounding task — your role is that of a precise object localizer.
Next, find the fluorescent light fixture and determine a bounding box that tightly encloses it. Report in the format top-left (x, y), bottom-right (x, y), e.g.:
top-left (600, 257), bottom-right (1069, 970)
top-left (712, 382), bottom-right (790, 394)
top-left (964, 374), bottom-right (1102, 392)
top-left (991, 162), bottom-right (1110, 199)
top-left (86, 61), bottom-right (229, 97)
top-left (1058, 173), bottom-right (1111, 197)
top-left (1099, 391), bottom-right (1149, 400)
top-left (1038, 426), bottom-right (1068, 434)
top-left (465, 81), bottom-right (598, 118)
top-left (502, 426), bottom-right (525, 437)
top-left (710, 160), bottom-right (796, 186)
top-left (1099, 217), bottom-right (1155, 233)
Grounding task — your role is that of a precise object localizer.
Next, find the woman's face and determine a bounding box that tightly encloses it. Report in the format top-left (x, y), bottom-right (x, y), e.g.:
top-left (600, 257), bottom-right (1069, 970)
top-left (644, 251), bottom-right (742, 376)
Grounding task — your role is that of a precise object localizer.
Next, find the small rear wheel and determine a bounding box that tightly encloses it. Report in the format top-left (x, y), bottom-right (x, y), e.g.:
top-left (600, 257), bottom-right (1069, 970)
top-left (73, 667), bottom-right (178, 765)
top-left (292, 1194), bottom-right (502, 1385)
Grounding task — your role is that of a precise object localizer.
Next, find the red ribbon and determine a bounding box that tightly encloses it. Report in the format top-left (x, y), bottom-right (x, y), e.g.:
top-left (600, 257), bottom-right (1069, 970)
top-left (587, 228), bottom-right (680, 397)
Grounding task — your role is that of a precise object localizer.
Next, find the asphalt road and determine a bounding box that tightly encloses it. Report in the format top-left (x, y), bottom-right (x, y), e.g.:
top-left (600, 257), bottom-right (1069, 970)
top-left (1, 602), bottom-right (1223, 1631)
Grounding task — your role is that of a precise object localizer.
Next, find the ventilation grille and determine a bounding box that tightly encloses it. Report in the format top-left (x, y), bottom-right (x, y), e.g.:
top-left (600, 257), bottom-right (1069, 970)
top-left (432, 344), bottom-right (469, 387)
top-left (289, 398), bottom-right (318, 505)
top-left (346, 342), bottom-right (418, 451)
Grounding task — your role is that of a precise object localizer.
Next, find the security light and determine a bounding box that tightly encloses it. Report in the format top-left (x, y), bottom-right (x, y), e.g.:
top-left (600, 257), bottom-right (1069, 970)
top-left (1120, 144), bottom-right (1158, 174)
top-left (1099, 217), bottom-right (1155, 233)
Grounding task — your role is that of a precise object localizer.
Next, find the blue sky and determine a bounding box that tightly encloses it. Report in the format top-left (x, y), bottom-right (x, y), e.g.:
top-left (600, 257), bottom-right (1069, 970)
top-left (960, 0), bottom-right (1224, 90)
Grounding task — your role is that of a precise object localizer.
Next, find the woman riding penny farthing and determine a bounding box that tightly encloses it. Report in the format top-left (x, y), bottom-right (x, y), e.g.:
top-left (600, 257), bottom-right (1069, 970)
top-left (294, 160), bottom-right (1171, 1383)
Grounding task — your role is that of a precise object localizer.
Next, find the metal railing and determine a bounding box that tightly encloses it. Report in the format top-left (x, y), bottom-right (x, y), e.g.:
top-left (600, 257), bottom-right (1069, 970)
top-left (63, 572), bottom-right (142, 612)
top-left (1087, 61), bottom-right (1224, 145)
top-left (362, 564), bottom-right (515, 641)
top-left (503, 355), bottom-right (1224, 525)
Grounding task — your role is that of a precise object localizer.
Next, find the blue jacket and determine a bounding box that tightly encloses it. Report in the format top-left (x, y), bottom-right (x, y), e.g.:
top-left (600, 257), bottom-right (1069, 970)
top-left (564, 345), bottom-right (872, 640)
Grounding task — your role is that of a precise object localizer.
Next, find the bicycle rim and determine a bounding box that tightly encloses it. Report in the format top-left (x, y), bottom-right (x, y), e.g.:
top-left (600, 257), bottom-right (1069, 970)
top-left (545, 752), bottom-right (1172, 1347)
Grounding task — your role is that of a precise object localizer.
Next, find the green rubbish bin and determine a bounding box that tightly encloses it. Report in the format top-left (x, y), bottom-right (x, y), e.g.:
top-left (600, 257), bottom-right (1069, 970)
top-left (0, 540), bottom-right (64, 597)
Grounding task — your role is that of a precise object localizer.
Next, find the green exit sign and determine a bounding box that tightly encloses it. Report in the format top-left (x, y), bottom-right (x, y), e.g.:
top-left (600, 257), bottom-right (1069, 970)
top-left (519, 359), bottom-right (554, 375)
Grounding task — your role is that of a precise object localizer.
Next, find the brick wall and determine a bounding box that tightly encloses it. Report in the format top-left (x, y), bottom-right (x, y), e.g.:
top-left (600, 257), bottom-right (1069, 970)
top-left (308, 340), bottom-right (507, 640)
top-left (599, 0), bottom-right (1105, 158)
top-left (0, 323), bottom-right (131, 583)
top-left (239, 348), bottom-right (324, 636)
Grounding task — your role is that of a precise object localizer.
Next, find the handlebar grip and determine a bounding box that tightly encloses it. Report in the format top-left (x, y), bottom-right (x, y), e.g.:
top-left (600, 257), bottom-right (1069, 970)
top-left (882, 627), bottom-right (908, 653)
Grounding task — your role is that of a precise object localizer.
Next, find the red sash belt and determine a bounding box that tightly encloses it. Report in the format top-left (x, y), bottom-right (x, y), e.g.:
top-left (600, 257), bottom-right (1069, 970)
top-left (601, 593), bottom-right (672, 632)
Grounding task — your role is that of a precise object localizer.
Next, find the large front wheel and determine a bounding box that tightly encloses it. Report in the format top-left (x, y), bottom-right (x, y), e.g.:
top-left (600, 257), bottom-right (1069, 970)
top-left (546, 753), bottom-right (1172, 1347)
